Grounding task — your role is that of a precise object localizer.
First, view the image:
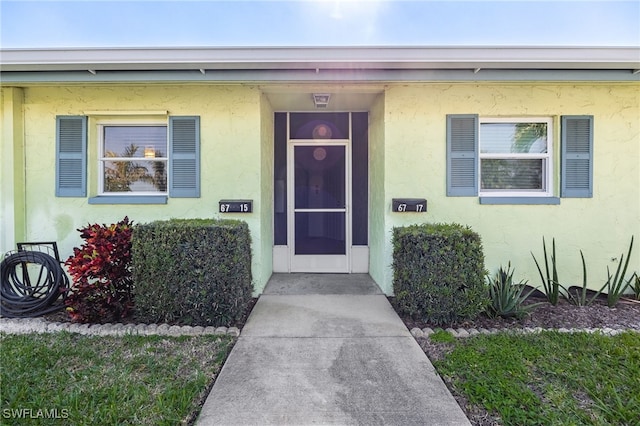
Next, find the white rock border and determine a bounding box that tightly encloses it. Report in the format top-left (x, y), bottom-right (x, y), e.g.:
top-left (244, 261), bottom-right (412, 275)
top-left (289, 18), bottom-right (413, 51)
top-left (410, 325), bottom-right (638, 339)
top-left (0, 317), bottom-right (240, 337)
top-left (3, 318), bottom-right (637, 339)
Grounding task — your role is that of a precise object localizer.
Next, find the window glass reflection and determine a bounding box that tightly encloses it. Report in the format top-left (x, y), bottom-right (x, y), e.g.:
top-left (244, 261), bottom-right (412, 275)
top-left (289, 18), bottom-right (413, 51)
top-left (294, 146), bottom-right (345, 209)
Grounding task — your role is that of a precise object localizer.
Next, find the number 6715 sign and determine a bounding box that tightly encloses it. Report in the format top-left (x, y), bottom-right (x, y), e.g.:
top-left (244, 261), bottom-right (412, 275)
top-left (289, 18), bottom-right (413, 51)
top-left (219, 200), bottom-right (253, 213)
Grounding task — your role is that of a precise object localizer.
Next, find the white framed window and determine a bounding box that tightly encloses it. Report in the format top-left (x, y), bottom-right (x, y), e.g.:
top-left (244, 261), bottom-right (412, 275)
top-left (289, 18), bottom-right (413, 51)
top-left (57, 115), bottom-right (199, 202)
top-left (479, 117), bottom-right (553, 197)
top-left (98, 120), bottom-right (168, 195)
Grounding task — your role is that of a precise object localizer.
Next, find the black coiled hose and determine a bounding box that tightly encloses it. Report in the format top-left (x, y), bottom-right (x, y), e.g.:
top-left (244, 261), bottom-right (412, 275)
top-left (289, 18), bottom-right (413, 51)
top-left (0, 251), bottom-right (68, 317)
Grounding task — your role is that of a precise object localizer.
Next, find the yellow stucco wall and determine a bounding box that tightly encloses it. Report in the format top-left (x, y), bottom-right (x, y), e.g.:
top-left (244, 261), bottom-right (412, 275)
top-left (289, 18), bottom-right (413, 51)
top-left (2, 84), bottom-right (273, 294)
top-left (258, 92), bottom-right (275, 289)
top-left (368, 92), bottom-right (388, 288)
top-left (1, 81), bottom-right (638, 296)
top-left (381, 83), bottom-right (640, 293)
top-left (1, 87), bottom-right (26, 251)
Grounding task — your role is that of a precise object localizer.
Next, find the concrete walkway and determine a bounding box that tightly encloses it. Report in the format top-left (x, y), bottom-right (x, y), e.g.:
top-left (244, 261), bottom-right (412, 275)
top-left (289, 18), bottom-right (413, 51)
top-left (197, 274), bottom-right (470, 425)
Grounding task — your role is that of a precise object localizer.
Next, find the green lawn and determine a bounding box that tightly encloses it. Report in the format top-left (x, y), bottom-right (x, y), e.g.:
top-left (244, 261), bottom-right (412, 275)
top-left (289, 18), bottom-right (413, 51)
top-left (3, 329), bottom-right (638, 426)
top-left (430, 331), bottom-right (640, 426)
top-left (1, 332), bottom-right (234, 425)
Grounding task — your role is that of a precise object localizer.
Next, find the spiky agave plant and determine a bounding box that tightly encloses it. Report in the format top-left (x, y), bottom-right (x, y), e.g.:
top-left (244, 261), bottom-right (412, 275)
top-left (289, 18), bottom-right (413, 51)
top-left (531, 237), bottom-right (561, 305)
top-left (486, 263), bottom-right (542, 319)
top-left (563, 250), bottom-right (603, 306)
top-left (603, 236), bottom-right (634, 308)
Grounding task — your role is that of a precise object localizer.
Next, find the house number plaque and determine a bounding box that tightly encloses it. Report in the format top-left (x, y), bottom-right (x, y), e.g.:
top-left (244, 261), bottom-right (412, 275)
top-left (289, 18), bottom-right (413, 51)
top-left (392, 198), bottom-right (427, 213)
top-left (219, 200), bottom-right (253, 213)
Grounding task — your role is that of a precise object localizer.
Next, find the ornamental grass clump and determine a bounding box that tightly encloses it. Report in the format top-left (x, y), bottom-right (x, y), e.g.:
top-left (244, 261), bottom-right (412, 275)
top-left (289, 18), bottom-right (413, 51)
top-left (64, 217), bottom-right (134, 323)
top-left (392, 223), bottom-right (488, 325)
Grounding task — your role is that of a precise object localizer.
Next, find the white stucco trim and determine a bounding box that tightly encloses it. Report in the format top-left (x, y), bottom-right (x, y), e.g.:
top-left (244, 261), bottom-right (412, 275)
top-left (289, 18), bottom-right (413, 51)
top-left (83, 110), bottom-right (168, 116)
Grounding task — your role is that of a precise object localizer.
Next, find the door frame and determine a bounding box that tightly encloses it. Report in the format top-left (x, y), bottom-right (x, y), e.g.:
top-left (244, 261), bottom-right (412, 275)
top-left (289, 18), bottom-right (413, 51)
top-left (287, 138), bottom-right (351, 273)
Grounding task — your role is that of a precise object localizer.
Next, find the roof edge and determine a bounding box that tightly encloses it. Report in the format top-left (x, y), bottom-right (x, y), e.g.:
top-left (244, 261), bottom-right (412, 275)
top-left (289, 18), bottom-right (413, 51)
top-left (1, 46), bottom-right (639, 73)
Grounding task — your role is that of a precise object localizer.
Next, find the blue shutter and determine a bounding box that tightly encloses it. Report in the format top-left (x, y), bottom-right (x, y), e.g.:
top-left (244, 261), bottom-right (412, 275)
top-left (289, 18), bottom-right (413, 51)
top-left (447, 114), bottom-right (478, 196)
top-left (169, 116), bottom-right (200, 198)
top-left (561, 116), bottom-right (593, 198)
top-left (56, 116), bottom-right (87, 197)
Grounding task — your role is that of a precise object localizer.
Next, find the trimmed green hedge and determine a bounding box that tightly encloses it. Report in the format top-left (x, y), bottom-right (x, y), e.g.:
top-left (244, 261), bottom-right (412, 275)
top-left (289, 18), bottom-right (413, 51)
top-left (392, 223), bottom-right (488, 325)
top-left (132, 219), bottom-right (253, 326)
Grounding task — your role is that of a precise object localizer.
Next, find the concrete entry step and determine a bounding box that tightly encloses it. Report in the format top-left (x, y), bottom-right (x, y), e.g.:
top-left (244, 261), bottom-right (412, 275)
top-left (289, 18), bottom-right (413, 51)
top-left (264, 273), bottom-right (383, 295)
top-left (242, 295), bottom-right (411, 338)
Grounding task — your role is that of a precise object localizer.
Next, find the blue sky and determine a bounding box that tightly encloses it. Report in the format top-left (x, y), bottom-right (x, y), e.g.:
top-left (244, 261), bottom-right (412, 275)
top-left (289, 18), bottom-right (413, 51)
top-left (1, 0), bottom-right (639, 48)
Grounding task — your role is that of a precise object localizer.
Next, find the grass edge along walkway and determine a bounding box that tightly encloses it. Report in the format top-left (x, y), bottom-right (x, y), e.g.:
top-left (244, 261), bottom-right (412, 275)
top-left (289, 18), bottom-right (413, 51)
top-left (0, 332), bottom-right (234, 425)
top-left (427, 330), bottom-right (640, 426)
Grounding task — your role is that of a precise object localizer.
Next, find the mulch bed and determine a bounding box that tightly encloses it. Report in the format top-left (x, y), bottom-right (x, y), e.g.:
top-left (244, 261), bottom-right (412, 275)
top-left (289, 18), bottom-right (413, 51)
top-left (395, 296), bottom-right (640, 331)
top-left (40, 297), bottom-right (259, 328)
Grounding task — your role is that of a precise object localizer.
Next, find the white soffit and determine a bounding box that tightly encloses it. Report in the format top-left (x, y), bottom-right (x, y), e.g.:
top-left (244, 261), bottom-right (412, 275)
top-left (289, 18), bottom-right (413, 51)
top-left (1, 46), bottom-right (639, 72)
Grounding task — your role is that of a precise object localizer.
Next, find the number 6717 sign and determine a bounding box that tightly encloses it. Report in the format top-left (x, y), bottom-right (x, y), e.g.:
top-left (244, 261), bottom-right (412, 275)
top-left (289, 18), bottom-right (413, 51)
top-left (392, 198), bottom-right (427, 213)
